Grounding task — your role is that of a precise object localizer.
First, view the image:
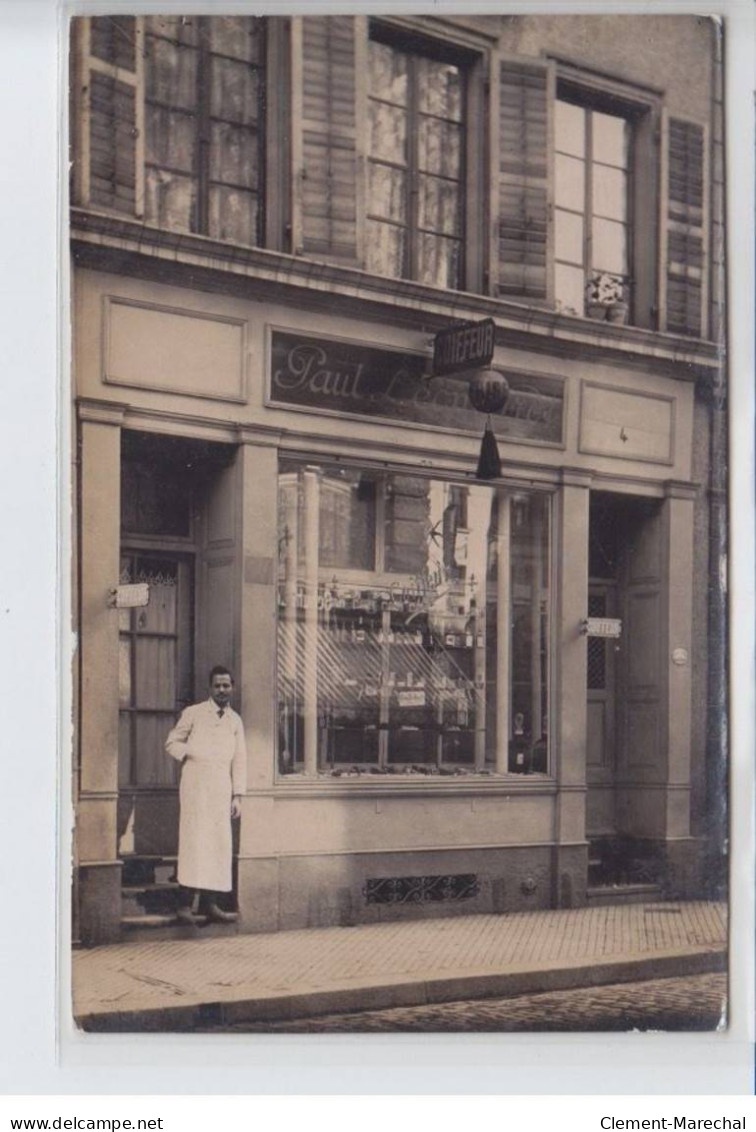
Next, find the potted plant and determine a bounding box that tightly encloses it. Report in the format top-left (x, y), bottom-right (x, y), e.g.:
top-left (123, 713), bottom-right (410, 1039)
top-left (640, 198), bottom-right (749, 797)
top-left (585, 272), bottom-right (628, 324)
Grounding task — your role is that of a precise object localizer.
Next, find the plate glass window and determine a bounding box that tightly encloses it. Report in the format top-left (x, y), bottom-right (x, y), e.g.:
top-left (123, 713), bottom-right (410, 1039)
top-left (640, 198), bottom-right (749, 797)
top-left (276, 461), bottom-right (551, 777)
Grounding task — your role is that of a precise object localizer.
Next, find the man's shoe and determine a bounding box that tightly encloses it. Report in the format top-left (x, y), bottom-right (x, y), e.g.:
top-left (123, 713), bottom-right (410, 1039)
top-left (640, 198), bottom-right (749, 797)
top-left (205, 902), bottom-right (238, 924)
top-left (175, 906), bottom-right (200, 925)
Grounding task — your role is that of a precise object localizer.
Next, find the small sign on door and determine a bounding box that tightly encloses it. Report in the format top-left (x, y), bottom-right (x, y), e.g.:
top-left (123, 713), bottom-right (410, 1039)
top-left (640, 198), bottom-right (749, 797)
top-left (581, 617), bottom-right (622, 638)
top-left (110, 582), bottom-right (150, 609)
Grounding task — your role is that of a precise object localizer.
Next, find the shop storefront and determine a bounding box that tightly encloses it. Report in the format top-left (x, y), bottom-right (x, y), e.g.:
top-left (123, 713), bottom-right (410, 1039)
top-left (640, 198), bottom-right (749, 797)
top-left (73, 257), bottom-right (713, 943)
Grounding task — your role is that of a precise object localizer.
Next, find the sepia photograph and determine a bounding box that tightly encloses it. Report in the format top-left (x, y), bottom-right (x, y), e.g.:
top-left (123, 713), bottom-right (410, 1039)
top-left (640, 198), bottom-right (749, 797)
top-left (68, 8), bottom-right (729, 1036)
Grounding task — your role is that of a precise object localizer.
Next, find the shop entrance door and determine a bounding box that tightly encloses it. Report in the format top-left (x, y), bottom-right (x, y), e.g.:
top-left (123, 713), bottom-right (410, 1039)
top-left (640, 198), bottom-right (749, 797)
top-left (117, 550), bottom-right (194, 858)
top-left (586, 584), bottom-right (619, 837)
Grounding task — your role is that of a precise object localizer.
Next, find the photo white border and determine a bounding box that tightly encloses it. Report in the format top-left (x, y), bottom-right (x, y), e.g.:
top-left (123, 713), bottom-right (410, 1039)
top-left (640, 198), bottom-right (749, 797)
top-left (0, 0), bottom-right (752, 1097)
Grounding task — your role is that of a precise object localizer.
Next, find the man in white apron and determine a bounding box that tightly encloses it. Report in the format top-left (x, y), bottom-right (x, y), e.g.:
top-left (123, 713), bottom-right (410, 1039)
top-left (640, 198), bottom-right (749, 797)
top-left (165, 665), bottom-right (247, 924)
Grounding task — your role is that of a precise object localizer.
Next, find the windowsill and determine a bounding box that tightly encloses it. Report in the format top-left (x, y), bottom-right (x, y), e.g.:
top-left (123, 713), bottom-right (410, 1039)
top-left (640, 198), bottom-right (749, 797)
top-left (267, 771), bottom-right (557, 797)
top-left (70, 207), bottom-right (721, 381)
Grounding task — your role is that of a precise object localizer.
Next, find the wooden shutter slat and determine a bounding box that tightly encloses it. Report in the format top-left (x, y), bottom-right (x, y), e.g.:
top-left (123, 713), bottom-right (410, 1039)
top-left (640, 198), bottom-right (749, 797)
top-left (497, 58), bottom-right (552, 300)
top-left (81, 18), bottom-right (141, 216)
top-left (298, 16), bottom-right (358, 261)
top-left (662, 115), bottom-right (708, 338)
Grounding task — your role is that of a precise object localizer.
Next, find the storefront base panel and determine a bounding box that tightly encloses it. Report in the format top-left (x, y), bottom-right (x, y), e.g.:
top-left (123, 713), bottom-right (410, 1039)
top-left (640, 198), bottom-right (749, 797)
top-left (77, 862), bottom-right (122, 946)
top-left (237, 843), bottom-right (589, 933)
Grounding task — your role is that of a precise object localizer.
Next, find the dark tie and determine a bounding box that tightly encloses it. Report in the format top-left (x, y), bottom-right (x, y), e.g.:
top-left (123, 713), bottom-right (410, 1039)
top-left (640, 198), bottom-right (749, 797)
top-left (217, 708), bottom-right (225, 718)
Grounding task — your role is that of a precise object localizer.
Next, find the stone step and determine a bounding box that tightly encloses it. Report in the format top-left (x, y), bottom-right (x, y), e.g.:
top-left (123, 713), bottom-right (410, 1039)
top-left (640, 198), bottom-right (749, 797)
top-left (121, 855), bottom-right (177, 887)
top-left (121, 882), bottom-right (181, 917)
top-left (586, 883), bottom-right (662, 907)
top-left (120, 913), bottom-right (239, 944)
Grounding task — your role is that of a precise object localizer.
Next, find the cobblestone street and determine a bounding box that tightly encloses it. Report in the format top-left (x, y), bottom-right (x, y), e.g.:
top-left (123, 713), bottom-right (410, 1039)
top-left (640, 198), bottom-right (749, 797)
top-left (216, 973), bottom-right (727, 1033)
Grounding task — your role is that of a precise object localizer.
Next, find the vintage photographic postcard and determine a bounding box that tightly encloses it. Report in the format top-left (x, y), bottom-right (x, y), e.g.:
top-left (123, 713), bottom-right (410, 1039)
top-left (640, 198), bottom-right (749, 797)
top-left (68, 6), bottom-right (729, 1037)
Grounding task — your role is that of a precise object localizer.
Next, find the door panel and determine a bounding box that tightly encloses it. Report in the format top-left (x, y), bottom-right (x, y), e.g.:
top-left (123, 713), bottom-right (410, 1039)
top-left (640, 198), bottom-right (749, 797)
top-left (118, 552), bottom-right (193, 855)
top-left (586, 583), bottom-right (617, 835)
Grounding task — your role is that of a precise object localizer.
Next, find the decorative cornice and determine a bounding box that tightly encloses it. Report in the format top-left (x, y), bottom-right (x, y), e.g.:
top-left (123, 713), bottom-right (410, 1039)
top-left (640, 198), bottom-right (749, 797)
top-left (665, 480), bottom-right (699, 501)
top-left (70, 209), bottom-right (723, 384)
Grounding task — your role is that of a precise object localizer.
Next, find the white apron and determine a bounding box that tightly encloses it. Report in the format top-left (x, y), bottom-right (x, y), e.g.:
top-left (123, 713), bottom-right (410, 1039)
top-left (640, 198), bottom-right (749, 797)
top-left (166, 701), bottom-right (247, 892)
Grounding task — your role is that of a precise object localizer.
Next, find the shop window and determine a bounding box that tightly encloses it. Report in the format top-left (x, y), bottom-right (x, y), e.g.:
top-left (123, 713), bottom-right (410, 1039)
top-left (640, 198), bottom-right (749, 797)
top-left (143, 15), bottom-right (266, 244)
top-left (366, 28), bottom-right (467, 289)
top-left (554, 96), bottom-right (632, 318)
top-left (276, 461), bottom-right (551, 778)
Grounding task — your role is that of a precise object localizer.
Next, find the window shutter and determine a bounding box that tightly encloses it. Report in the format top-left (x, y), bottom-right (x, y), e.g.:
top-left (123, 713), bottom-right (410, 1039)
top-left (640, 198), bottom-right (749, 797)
top-left (74, 17), bottom-right (143, 216)
top-left (294, 17), bottom-right (359, 262)
top-left (496, 58), bottom-right (552, 301)
top-left (661, 115), bottom-right (708, 338)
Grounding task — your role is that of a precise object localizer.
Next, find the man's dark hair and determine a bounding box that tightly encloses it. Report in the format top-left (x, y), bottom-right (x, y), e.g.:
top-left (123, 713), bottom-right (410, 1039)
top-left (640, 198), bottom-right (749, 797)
top-left (208, 664), bottom-right (233, 684)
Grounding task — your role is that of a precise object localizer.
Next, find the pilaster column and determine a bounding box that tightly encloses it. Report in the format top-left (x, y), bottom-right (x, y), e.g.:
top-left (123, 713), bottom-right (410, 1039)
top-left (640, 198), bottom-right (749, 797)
top-left (236, 434), bottom-right (280, 929)
top-left (553, 470), bottom-right (591, 906)
top-left (77, 403), bottom-right (124, 943)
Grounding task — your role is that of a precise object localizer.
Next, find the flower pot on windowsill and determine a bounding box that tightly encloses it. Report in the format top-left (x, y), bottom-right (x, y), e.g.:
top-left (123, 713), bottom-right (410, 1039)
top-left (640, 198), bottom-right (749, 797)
top-left (606, 301), bottom-right (629, 325)
top-left (586, 302), bottom-right (607, 320)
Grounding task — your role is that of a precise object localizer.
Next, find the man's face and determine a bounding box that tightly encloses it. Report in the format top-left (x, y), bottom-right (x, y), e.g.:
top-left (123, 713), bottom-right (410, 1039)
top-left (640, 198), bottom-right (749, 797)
top-left (210, 673), bottom-right (233, 707)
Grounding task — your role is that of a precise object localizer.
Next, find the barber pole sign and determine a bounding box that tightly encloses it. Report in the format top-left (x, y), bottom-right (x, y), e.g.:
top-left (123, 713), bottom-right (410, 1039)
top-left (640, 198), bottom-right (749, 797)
top-left (432, 318), bottom-right (496, 377)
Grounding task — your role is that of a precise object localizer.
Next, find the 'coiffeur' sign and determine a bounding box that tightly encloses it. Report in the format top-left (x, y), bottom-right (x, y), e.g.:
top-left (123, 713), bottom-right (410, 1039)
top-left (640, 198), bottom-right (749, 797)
top-left (269, 332), bottom-right (564, 444)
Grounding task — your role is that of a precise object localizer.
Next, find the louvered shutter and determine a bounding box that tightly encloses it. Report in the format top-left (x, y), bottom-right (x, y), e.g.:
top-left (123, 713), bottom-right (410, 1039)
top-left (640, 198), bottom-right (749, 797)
top-left (497, 58), bottom-right (552, 301)
top-left (661, 115), bottom-right (708, 338)
top-left (74, 17), bottom-right (142, 216)
top-left (295, 17), bottom-right (359, 262)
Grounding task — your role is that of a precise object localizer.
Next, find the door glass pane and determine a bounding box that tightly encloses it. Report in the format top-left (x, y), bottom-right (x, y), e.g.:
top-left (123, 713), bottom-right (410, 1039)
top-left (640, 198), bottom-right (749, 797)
top-left (145, 168), bottom-right (196, 232)
top-left (145, 105), bottom-right (196, 172)
top-left (211, 55), bottom-right (260, 125)
top-left (555, 153), bottom-right (585, 211)
top-left (118, 713), bottom-right (132, 786)
top-left (144, 16), bottom-right (199, 46)
top-left (119, 639), bottom-right (132, 707)
top-left (209, 16), bottom-right (263, 63)
top-left (365, 219), bottom-right (406, 278)
top-left (368, 40), bottom-right (408, 105)
top-left (210, 122), bottom-right (259, 188)
top-left (145, 36), bottom-right (198, 109)
top-left (592, 110), bottom-right (628, 168)
top-left (416, 57), bottom-right (462, 121)
top-left (555, 99), bottom-right (586, 158)
top-left (369, 100), bottom-right (407, 165)
top-left (368, 163), bottom-right (407, 223)
top-left (592, 164), bottom-right (627, 221)
top-left (555, 262), bottom-right (586, 315)
top-left (417, 174), bottom-right (461, 236)
top-left (136, 714), bottom-right (179, 785)
top-left (418, 117), bottom-right (461, 177)
top-left (417, 232), bottom-right (461, 289)
top-left (209, 186), bottom-right (259, 245)
top-left (555, 209), bottom-right (584, 265)
top-left (593, 217), bottom-right (627, 274)
top-left (135, 638), bottom-right (177, 710)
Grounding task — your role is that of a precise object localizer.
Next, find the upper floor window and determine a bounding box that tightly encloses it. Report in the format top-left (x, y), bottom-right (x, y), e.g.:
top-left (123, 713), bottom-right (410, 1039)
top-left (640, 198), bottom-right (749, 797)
top-left (144, 16), bottom-right (266, 245)
top-left (366, 30), bottom-right (466, 289)
top-left (554, 97), bottom-right (631, 319)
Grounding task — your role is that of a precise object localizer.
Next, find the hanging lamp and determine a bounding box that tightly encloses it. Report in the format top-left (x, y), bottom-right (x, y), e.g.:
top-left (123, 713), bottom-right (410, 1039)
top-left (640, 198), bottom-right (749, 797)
top-left (467, 367), bottom-right (510, 480)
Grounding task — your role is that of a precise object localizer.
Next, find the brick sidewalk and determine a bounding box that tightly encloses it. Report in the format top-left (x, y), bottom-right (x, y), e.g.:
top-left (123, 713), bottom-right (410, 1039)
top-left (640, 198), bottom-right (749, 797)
top-left (73, 900), bottom-right (727, 1031)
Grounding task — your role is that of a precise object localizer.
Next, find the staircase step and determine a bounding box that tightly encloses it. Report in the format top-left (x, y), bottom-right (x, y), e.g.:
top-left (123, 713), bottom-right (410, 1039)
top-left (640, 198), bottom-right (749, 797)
top-left (121, 882), bottom-right (181, 917)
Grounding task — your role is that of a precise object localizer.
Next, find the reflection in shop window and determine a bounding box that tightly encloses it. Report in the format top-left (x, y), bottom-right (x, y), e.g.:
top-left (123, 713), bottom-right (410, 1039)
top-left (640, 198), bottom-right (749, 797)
top-left (276, 461), bottom-right (551, 777)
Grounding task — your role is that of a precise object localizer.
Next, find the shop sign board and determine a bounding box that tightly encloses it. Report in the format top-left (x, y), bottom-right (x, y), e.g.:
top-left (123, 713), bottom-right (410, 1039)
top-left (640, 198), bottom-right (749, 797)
top-left (432, 318), bottom-right (496, 377)
top-left (270, 331), bottom-right (564, 445)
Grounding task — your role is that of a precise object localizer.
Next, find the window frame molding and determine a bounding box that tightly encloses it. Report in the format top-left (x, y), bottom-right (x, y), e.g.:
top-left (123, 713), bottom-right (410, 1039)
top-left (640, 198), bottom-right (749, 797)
top-left (363, 17), bottom-right (488, 294)
top-left (550, 57), bottom-right (663, 331)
